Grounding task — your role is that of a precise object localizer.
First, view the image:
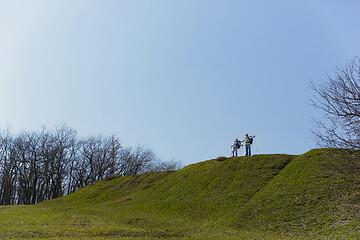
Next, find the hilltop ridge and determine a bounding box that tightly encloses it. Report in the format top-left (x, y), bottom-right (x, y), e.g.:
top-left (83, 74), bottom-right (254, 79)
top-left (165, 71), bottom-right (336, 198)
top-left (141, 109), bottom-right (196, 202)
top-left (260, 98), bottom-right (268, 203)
top-left (36, 149), bottom-right (360, 239)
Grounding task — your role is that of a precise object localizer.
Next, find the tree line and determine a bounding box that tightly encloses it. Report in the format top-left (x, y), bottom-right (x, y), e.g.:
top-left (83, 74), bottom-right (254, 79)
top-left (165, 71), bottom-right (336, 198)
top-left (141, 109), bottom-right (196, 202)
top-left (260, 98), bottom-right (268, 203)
top-left (0, 125), bottom-right (181, 205)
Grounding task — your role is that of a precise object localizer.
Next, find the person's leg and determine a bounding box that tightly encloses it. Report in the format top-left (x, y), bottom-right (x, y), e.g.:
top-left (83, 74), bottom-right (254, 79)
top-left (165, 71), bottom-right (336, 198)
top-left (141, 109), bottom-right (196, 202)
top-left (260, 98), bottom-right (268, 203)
top-left (245, 145), bottom-right (249, 156)
top-left (235, 148), bottom-right (238, 157)
top-left (232, 148), bottom-right (235, 157)
top-left (249, 145), bottom-right (251, 156)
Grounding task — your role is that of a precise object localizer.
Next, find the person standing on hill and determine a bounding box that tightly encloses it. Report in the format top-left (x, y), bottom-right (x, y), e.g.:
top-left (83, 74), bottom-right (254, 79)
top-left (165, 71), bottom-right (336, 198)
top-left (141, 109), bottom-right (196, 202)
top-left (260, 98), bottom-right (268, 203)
top-left (231, 138), bottom-right (242, 157)
top-left (243, 134), bottom-right (255, 156)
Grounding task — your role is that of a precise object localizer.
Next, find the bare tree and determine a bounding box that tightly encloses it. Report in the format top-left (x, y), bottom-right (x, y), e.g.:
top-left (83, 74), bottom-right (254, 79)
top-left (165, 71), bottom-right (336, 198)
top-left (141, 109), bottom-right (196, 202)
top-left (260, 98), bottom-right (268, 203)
top-left (119, 145), bottom-right (156, 176)
top-left (49, 125), bottom-right (77, 199)
top-left (0, 129), bottom-right (16, 205)
top-left (72, 135), bottom-right (122, 189)
top-left (311, 56), bottom-right (360, 149)
top-left (147, 159), bottom-right (183, 172)
top-left (12, 132), bottom-right (36, 205)
top-left (35, 125), bottom-right (77, 201)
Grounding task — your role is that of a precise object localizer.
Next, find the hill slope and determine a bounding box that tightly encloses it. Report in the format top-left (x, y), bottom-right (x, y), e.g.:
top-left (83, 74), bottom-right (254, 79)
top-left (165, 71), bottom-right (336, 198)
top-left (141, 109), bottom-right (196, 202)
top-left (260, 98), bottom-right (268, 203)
top-left (34, 149), bottom-right (360, 239)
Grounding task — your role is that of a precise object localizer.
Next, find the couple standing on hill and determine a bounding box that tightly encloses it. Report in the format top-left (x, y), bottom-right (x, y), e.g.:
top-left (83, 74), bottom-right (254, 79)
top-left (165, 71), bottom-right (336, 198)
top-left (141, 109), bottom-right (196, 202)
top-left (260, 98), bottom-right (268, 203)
top-left (232, 134), bottom-right (255, 157)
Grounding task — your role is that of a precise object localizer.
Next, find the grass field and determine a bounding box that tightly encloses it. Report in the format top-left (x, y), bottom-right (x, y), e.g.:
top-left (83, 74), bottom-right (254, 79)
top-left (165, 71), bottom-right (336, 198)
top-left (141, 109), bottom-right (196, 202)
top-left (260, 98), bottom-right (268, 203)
top-left (0, 149), bottom-right (359, 239)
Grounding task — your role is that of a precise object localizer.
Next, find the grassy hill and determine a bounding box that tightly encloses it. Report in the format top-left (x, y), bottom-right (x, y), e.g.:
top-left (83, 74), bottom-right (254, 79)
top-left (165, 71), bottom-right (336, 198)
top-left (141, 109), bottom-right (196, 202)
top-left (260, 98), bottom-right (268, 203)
top-left (0, 149), bottom-right (359, 239)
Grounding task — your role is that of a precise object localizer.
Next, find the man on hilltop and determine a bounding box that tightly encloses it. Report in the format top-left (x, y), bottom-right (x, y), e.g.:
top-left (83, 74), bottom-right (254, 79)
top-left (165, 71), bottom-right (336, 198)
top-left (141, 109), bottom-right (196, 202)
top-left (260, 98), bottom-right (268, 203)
top-left (243, 134), bottom-right (255, 156)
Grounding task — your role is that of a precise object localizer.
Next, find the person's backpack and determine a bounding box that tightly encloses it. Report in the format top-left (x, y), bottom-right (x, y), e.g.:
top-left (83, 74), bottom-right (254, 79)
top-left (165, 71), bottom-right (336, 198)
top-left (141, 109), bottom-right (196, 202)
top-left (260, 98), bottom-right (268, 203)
top-left (235, 141), bottom-right (241, 148)
top-left (249, 137), bottom-right (253, 144)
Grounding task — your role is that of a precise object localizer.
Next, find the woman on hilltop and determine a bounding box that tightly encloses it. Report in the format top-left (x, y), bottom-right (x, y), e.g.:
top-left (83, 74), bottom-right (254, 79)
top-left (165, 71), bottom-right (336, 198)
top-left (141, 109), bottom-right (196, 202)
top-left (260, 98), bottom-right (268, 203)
top-left (231, 138), bottom-right (242, 157)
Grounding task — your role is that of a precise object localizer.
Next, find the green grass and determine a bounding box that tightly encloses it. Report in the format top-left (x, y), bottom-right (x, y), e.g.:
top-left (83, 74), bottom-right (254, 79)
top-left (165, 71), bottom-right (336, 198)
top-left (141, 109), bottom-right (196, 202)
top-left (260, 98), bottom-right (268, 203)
top-left (0, 149), bottom-right (359, 239)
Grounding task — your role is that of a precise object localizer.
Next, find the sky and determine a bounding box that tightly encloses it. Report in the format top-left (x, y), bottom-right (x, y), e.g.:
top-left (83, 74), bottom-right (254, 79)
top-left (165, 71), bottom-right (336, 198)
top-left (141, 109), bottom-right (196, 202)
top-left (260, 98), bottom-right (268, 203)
top-left (1, 0), bottom-right (360, 166)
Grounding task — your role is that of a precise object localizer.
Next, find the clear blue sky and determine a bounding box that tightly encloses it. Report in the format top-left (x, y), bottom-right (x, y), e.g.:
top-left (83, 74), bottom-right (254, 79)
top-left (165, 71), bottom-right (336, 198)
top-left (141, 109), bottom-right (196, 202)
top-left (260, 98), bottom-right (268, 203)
top-left (1, 1), bottom-right (360, 166)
